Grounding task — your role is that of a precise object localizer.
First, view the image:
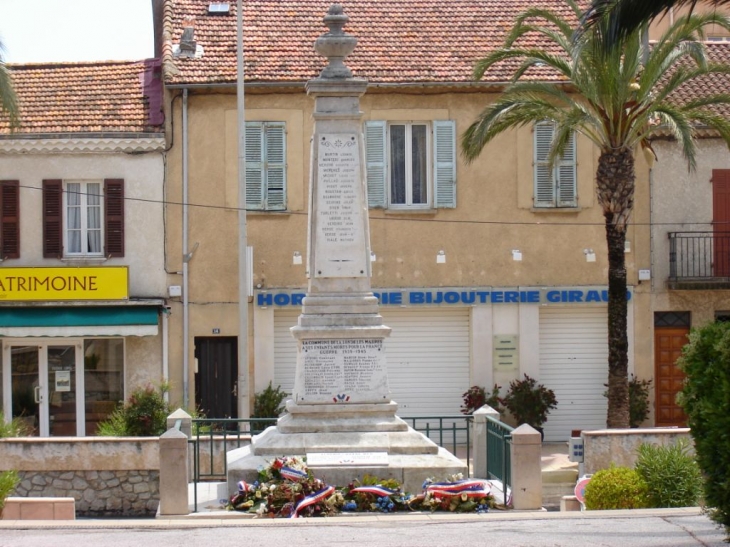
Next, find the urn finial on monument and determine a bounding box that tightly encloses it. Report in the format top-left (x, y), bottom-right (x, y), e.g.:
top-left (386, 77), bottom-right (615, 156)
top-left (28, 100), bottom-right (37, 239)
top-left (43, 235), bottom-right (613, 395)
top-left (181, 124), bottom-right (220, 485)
top-left (314, 4), bottom-right (357, 79)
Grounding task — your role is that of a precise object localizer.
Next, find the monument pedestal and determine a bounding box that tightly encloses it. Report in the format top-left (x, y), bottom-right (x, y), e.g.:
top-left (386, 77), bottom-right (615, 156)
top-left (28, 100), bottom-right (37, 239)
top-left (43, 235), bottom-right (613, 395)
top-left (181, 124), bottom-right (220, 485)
top-left (227, 4), bottom-right (466, 497)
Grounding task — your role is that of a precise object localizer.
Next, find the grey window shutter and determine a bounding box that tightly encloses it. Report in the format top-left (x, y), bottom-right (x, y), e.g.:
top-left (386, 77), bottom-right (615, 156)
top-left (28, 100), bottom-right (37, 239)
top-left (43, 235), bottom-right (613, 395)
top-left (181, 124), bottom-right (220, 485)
top-left (245, 122), bottom-right (264, 210)
top-left (264, 122), bottom-right (286, 210)
top-left (365, 121), bottom-right (387, 208)
top-left (557, 132), bottom-right (577, 207)
top-left (534, 122), bottom-right (556, 207)
top-left (433, 120), bottom-right (456, 208)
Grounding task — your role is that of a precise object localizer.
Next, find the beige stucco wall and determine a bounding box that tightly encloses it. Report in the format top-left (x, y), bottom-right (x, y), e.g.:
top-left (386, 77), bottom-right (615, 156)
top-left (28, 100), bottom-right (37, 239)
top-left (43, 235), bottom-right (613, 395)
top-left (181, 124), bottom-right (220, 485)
top-left (164, 87), bottom-right (652, 417)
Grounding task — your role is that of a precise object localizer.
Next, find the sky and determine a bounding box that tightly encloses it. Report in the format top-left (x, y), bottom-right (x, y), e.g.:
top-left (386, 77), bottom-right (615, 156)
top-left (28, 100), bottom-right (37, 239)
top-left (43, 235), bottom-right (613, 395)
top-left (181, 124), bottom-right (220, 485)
top-left (0, 0), bottom-right (155, 64)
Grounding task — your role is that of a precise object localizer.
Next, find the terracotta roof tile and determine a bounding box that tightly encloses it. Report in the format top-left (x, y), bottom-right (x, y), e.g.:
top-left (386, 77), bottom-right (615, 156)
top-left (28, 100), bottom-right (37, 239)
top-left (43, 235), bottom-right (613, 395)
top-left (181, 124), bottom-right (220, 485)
top-left (1, 60), bottom-right (164, 135)
top-left (163, 0), bottom-right (582, 86)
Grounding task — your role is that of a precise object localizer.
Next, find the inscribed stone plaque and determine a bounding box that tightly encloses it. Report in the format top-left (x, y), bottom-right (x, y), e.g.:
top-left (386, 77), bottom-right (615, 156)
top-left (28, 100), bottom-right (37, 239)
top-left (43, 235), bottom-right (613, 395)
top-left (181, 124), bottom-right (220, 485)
top-left (294, 338), bottom-right (389, 403)
top-left (493, 335), bottom-right (519, 371)
top-left (307, 452), bottom-right (389, 466)
top-left (314, 133), bottom-right (368, 278)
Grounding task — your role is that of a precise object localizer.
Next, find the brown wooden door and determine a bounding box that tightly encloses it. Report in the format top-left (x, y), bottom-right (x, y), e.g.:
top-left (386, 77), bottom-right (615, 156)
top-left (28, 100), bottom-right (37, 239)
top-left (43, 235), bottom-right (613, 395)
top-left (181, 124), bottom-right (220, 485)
top-left (713, 169), bottom-right (730, 276)
top-left (654, 326), bottom-right (689, 427)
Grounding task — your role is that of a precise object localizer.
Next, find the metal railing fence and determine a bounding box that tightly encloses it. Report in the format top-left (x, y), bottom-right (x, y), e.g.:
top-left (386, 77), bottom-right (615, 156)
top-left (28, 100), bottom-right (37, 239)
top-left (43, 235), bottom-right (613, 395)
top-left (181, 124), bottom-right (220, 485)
top-left (485, 415), bottom-right (513, 500)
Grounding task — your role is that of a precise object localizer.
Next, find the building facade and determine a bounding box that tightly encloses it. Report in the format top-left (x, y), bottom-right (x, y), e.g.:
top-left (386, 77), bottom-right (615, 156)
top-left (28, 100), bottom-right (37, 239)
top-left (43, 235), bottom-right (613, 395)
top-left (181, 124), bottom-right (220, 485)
top-left (0, 60), bottom-right (167, 436)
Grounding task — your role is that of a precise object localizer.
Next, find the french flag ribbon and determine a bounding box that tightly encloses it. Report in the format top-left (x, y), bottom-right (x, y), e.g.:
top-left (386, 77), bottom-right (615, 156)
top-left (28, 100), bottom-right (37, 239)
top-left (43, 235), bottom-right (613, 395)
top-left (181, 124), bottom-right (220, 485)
top-left (350, 485), bottom-right (399, 497)
top-left (425, 479), bottom-right (491, 498)
top-left (291, 486), bottom-right (335, 518)
top-left (237, 480), bottom-right (253, 494)
top-left (280, 466), bottom-right (309, 482)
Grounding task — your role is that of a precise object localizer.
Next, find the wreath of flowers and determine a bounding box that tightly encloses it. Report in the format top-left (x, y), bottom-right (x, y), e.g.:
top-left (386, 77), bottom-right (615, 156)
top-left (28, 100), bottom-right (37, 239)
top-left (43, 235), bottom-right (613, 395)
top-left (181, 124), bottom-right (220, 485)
top-left (227, 457), bottom-right (496, 518)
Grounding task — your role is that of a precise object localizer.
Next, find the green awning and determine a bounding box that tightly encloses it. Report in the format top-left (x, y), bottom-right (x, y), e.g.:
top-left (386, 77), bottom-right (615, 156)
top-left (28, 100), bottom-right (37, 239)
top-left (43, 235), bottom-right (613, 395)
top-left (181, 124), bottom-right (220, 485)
top-left (0, 306), bottom-right (159, 337)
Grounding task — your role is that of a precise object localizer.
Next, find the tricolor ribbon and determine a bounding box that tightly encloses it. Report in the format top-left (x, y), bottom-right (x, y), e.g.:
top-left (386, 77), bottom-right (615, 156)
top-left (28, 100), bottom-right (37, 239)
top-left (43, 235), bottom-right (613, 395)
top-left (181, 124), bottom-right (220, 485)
top-left (291, 486), bottom-right (335, 518)
top-left (280, 466), bottom-right (309, 482)
top-left (350, 485), bottom-right (399, 497)
top-left (425, 479), bottom-right (491, 498)
top-left (237, 480), bottom-right (253, 494)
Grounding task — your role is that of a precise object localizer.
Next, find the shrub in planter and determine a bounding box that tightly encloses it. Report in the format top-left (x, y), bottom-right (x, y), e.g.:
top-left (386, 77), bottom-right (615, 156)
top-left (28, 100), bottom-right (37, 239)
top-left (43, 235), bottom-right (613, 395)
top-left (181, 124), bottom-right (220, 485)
top-left (584, 466), bottom-right (650, 510)
top-left (501, 374), bottom-right (557, 432)
top-left (678, 322), bottom-right (730, 536)
top-left (628, 375), bottom-right (652, 428)
top-left (98, 383), bottom-right (172, 436)
top-left (0, 470), bottom-right (19, 517)
top-left (460, 384), bottom-right (503, 415)
top-left (0, 411), bottom-right (30, 438)
top-left (635, 440), bottom-right (702, 508)
top-left (251, 382), bottom-right (288, 432)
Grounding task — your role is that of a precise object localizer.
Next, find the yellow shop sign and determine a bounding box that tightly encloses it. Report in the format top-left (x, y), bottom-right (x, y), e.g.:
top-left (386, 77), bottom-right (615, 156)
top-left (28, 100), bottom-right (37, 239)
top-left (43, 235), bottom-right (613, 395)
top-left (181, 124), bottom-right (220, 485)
top-left (0, 267), bottom-right (128, 301)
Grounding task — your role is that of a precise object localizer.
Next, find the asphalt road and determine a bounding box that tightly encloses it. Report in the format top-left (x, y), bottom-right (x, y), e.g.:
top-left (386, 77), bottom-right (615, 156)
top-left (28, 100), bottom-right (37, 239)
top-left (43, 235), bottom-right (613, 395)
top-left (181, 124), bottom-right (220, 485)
top-left (0, 511), bottom-right (727, 547)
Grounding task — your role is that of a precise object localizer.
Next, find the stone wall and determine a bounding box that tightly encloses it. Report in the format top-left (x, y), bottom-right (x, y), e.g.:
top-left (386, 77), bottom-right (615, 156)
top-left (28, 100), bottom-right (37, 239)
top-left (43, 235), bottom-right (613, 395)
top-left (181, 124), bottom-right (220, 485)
top-left (0, 437), bottom-right (160, 517)
top-left (582, 428), bottom-right (693, 475)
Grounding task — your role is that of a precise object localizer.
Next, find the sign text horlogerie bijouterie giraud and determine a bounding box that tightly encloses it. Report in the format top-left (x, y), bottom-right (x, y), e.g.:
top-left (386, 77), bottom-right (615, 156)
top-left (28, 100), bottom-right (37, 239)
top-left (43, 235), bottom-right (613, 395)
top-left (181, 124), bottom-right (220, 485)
top-left (0, 267), bottom-right (129, 301)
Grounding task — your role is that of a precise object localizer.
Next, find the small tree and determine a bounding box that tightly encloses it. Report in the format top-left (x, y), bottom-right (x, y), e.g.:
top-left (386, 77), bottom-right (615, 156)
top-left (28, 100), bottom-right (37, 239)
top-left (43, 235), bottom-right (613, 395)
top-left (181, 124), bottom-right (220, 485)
top-left (678, 322), bottom-right (730, 538)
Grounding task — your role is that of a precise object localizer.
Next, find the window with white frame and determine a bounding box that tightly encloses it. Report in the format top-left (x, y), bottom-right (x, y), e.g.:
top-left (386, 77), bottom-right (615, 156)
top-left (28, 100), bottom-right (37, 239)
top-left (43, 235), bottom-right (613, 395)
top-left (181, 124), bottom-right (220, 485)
top-left (65, 181), bottom-right (103, 256)
top-left (365, 120), bottom-right (456, 209)
top-left (245, 121), bottom-right (286, 211)
top-left (534, 122), bottom-right (577, 208)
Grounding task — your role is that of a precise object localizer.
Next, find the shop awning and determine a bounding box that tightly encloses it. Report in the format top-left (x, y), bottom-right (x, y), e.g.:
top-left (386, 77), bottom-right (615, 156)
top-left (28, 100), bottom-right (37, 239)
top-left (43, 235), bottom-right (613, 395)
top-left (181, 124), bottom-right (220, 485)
top-left (0, 306), bottom-right (160, 337)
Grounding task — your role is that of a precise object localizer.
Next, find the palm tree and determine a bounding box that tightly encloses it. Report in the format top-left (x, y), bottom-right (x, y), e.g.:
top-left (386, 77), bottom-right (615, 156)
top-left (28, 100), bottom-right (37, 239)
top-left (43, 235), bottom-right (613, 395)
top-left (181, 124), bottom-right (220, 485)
top-left (0, 38), bottom-right (18, 128)
top-left (462, 1), bottom-right (730, 428)
top-left (584, 0), bottom-right (730, 46)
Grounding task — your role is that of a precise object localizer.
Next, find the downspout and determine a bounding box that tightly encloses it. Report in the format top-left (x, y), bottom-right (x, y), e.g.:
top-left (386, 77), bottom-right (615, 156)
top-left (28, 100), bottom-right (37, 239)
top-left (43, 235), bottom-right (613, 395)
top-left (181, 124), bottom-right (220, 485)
top-left (162, 307), bottom-right (169, 403)
top-left (182, 88), bottom-right (190, 410)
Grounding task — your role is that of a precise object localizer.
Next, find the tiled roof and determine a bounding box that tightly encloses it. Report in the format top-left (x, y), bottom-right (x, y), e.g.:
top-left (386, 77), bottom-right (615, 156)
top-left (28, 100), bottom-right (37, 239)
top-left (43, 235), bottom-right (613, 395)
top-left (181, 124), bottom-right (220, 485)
top-left (162, 0), bottom-right (582, 86)
top-left (668, 42), bottom-right (730, 118)
top-left (0, 60), bottom-right (164, 136)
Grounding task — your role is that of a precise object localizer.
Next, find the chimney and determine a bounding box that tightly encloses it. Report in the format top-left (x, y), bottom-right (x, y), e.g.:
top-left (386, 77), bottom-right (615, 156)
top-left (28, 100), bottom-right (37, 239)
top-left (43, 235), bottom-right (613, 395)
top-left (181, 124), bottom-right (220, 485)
top-left (179, 17), bottom-right (197, 56)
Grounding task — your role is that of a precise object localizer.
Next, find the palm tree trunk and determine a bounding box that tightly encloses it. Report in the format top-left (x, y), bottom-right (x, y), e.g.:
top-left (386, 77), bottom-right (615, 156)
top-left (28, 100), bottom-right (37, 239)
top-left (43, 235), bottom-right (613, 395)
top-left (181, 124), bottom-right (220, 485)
top-left (597, 148), bottom-right (634, 429)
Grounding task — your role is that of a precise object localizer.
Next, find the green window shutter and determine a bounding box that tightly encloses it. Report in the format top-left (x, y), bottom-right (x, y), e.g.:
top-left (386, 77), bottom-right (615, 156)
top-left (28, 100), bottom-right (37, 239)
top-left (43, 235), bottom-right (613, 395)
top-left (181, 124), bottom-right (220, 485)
top-left (365, 121), bottom-right (387, 208)
top-left (534, 122), bottom-right (556, 207)
top-left (245, 122), bottom-right (264, 210)
top-left (264, 122), bottom-right (286, 211)
top-left (433, 120), bottom-right (456, 208)
top-left (557, 131), bottom-right (577, 207)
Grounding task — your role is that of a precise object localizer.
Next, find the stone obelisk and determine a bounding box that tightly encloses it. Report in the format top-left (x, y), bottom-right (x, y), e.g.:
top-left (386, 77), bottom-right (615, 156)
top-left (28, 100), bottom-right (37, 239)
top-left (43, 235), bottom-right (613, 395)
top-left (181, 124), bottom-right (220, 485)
top-left (228, 5), bottom-right (466, 493)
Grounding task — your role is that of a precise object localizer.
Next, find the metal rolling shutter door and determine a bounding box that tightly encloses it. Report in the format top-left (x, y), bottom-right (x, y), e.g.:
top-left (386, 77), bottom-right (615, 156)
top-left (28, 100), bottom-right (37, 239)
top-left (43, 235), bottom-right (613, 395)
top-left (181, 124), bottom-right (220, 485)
top-left (273, 308), bottom-right (470, 417)
top-left (539, 307), bottom-right (609, 442)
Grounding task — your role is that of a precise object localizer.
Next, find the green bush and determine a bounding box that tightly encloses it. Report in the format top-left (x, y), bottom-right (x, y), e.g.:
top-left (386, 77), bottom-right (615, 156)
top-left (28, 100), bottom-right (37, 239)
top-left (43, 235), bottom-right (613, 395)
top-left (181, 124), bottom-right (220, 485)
top-left (460, 384), bottom-right (503, 415)
top-left (501, 374), bottom-right (557, 429)
top-left (635, 440), bottom-right (702, 508)
top-left (252, 382), bottom-right (288, 419)
top-left (584, 466), bottom-right (650, 510)
top-left (678, 322), bottom-right (730, 536)
top-left (97, 383), bottom-right (172, 436)
top-left (0, 470), bottom-right (19, 516)
top-left (0, 412), bottom-right (30, 438)
top-left (628, 375), bottom-right (652, 428)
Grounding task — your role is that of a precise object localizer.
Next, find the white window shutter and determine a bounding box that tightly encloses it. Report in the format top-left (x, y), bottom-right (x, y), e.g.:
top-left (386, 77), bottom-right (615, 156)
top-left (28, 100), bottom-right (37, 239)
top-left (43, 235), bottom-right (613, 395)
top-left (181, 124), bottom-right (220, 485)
top-left (433, 120), bottom-right (456, 208)
top-left (557, 132), bottom-right (577, 207)
top-left (365, 121), bottom-right (387, 208)
top-left (264, 122), bottom-right (286, 210)
top-left (534, 122), bottom-right (556, 207)
top-left (245, 122), bottom-right (264, 210)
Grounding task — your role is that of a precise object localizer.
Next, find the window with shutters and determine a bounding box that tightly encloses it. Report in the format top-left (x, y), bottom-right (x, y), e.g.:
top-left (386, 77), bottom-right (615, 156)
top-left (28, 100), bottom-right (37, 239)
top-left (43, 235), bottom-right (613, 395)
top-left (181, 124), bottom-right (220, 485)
top-left (534, 122), bottom-right (577, 208)
top-left (365, 120), bottom-right (456, 210)
top-left (0, 180), bottom-right (20, 259)
top-left (245, 121), bottom-right (286, 211)
top-left (43, 179), bottom-right (124, 259)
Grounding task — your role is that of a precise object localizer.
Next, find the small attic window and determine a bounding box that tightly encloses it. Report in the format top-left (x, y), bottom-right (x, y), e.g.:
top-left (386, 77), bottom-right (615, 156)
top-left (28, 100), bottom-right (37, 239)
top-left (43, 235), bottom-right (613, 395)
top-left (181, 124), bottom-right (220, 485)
top-left (208, 2), bottom-right (230, 14)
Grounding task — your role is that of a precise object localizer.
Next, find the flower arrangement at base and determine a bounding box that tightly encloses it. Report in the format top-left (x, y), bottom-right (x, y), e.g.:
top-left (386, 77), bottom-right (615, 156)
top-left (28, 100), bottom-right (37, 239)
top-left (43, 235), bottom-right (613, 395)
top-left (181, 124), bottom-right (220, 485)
top-left (226, 458), bottom-right (496, 518)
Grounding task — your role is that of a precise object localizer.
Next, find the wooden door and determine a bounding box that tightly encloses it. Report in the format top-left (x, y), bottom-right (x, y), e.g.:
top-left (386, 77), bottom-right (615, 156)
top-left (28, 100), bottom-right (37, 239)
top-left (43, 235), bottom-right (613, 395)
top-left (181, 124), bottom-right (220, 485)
top-left (654, 326), bottom-right (689, 427)
top-left (194, 337), bottom-right (238, 420)
top-left (713, 169), bottom-right (730, 276)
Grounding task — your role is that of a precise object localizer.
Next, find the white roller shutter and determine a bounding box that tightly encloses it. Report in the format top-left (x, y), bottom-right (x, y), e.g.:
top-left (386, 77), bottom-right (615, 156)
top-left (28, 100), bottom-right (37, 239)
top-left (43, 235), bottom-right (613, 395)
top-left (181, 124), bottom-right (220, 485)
top-left (273, 308), bottom-right (470, 417)
top-left (539, 307), bottom-right (609, 442)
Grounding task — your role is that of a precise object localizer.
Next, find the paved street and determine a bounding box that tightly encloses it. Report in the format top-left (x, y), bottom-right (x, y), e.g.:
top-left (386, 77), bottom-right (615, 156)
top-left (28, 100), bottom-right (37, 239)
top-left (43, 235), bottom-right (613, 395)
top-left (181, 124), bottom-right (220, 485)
top-left (0, 510), bottom-right (726, 547)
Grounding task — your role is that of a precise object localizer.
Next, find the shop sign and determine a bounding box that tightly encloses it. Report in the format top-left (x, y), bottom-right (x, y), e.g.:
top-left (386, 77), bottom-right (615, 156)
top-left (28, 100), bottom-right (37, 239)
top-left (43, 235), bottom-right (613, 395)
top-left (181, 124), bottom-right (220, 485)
top-left (0, 267), bottom-right (128, 301)
top-left (256, 286), bottom-right (632, 308)
top-left (493, 335), bottom-right (519, 371)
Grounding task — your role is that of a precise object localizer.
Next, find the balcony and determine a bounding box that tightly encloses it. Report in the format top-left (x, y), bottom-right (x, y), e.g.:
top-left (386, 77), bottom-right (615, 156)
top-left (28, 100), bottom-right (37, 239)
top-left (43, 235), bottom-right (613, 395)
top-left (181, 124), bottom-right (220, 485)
top-left (668, 232), bottom-right (730, 289)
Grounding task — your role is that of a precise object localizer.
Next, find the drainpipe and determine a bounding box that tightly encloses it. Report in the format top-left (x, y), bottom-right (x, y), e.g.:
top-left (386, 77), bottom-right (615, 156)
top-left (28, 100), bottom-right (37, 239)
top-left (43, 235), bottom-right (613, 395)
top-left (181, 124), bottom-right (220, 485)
top-left (162, 306), bottom-right (169, 403)
top-left (182, 88), bottom-right (190, 410)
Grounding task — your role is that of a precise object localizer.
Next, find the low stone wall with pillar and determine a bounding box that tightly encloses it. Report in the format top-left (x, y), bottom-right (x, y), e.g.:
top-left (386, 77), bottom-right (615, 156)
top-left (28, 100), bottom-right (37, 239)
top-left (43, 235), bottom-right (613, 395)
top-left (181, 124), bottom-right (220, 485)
top-left (510, 424), bottom-right (543, 510)
top-left (0, 437), bottom-right (160, 517)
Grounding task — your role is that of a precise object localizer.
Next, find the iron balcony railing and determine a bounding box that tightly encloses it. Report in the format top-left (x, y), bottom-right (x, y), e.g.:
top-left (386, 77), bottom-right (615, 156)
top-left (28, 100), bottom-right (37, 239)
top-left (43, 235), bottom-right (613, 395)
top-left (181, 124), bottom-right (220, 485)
top-left (669, 231), bottom-right (730, 281)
